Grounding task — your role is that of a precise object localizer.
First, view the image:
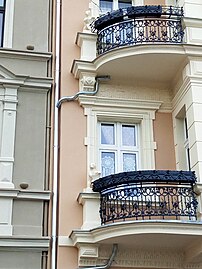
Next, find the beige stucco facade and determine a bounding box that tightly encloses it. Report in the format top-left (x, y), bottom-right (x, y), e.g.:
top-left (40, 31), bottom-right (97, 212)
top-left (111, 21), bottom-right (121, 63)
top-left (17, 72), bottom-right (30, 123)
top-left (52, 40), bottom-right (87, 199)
top-left (56, 0), bottom-right (202, 269)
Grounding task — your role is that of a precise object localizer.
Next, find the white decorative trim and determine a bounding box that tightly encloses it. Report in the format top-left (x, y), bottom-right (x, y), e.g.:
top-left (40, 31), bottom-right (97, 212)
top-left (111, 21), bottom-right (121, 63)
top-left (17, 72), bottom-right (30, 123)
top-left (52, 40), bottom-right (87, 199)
top-left (0, 48), bottom-right (52, 61)
top-left (58, 236), bottom-right (74, 247)
top-left (16, 190), bottom-right (51, 200)
top-left (0, 64), bottom-right (52, 90)
top-left (79, 95), bottom-right (160, 189)
top-left (79, 244), bottom-right (99, 258)
top-left (70, 221), bottom-right (202, 245)
top-left (80, 73), bottom-right (96, 92)
top-left (0, 237), bottom-right (50, 250)
top-left (183, 17), bottom-right (202, 28)
top-left (0, 189), bottom-right (51, 200)
top-left (78, 192), bottom-right (100, 229)
top-left (71, 44), bottom-right (202, 79)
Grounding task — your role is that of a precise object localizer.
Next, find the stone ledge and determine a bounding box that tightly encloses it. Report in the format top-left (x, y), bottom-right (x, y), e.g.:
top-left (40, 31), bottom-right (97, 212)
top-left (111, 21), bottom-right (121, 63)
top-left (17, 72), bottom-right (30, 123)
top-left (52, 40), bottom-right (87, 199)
top-left (0, 236), bottom-right (50, 250)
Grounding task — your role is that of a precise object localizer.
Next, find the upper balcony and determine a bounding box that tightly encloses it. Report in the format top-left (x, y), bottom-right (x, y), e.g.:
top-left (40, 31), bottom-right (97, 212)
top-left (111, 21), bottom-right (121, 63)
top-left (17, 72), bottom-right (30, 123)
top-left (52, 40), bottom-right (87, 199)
top-left (73, 5), bottom-right (201, 85)
top-left (91, 5), bottom-right (184, 55)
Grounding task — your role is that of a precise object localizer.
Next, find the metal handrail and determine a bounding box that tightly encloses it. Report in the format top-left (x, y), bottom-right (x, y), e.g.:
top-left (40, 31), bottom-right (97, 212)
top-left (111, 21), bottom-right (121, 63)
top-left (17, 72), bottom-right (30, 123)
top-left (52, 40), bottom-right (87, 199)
top-left (96, 17), bottom-right (184, 54)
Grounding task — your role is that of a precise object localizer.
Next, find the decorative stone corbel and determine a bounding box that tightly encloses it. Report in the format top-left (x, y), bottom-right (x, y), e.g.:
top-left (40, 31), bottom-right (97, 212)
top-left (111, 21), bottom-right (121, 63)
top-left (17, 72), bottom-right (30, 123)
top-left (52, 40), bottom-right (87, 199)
top-left (80, 73), bottom-right (96, 92)
top-left (83, 1), bottom-right (99, 32)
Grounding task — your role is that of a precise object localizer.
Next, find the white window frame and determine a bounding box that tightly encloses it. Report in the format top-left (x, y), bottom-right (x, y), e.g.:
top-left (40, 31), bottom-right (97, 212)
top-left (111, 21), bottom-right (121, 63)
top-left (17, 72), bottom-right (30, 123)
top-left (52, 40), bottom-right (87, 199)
top-left (174, 106), bottom-right (191, 171)
top-left (97, 0), bottom-right (144, 14)
top-left (78, 95), bottom-right (160, 190)
top-left (99, 122), bottom-right (140, 176)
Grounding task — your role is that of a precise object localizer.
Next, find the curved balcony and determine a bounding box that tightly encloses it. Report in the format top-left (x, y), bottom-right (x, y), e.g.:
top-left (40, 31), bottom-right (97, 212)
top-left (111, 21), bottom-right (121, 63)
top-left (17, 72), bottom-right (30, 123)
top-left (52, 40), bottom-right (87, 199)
top-left (92, 170), bottom-right (197, 225)
top-left (72, 170), bottom-right (202, 266)
top-left (92, 6), bottom-right (184, 55)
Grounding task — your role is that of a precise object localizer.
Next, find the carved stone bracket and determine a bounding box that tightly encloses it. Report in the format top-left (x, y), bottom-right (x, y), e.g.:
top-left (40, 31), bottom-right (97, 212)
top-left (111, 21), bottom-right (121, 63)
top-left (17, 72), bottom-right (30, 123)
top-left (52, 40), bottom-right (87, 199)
top-left (80, 74), bottom-right (96, 92)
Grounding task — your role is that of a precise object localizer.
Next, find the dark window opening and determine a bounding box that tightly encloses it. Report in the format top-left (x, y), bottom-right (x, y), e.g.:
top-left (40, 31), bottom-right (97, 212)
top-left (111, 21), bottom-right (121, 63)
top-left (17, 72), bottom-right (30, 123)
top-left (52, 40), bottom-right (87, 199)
top-left (0, 0), bottom-right (6, 47)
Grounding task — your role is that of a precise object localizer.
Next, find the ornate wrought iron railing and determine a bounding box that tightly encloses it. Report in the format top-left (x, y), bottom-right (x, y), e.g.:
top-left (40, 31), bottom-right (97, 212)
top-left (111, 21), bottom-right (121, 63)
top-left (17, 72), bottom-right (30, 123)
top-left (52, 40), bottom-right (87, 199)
top-left (97, 18), bottom-right (184, 54)
top-left (92, 170), bottom-right (198, 225)
top-left (91, 5), bottom-right (184, 55)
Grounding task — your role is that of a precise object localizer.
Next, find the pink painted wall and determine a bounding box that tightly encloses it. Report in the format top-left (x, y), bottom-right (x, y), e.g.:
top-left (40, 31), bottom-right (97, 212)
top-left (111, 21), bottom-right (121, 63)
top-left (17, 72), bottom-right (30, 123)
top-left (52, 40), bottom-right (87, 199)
top-left (153, 112), bottom-right (176, 170)
top-left (58, 0), bottom-right (89, 268)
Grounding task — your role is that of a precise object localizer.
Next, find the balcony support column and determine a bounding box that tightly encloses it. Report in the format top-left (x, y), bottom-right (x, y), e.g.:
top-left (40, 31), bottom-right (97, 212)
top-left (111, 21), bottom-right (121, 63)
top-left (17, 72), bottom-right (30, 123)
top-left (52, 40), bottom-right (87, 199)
top-left (76, 33), bottom-right (97, 61)
top-left (78, 192), bottom-right (101, 229)
top-left (173, 60), bottom-right (202, 182)
top-left (179, 0), bottom-right (202, 19)
top-left (194, 183), bottom-right (202, 221)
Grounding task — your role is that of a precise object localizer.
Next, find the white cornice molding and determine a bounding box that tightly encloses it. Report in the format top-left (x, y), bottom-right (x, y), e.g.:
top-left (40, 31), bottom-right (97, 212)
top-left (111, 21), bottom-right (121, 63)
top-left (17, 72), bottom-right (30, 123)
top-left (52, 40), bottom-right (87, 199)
top-left (58, 236), bottom-right (74, 247)
top-left (71, 60), bottom-right (96, 79)
top-left (71, 44), bottom-right (202, 79)
top-left (70, 220), bottom-right (202, 246)
top-left (79, 95), bottom-right (162, 112)
top-left (0, 236), bottom-right (50, 250)
top-left (78, 192), bottom-right (100, 205)
top-left (0, 64), bottom-right (52, 90)
top-left (0, 189), bottom-right (51, 200)
top-left (76, 32), bottom-right (97, 47)
top-left (0, 48), bottom-right (52, 61)
top-left (183, 17), bottom-right (202, 28)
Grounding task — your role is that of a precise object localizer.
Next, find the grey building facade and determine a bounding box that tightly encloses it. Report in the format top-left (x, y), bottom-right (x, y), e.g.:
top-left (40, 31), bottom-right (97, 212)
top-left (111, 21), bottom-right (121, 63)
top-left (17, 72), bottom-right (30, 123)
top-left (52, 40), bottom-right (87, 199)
top-left (0, 0), bottom-right (53, 268)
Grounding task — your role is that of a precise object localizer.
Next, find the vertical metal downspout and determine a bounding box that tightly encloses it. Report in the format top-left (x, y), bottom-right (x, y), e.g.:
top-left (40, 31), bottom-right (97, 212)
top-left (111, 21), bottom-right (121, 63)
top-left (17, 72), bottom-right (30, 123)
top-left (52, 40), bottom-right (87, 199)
top-left (52, 0), bottom-right (61, 268)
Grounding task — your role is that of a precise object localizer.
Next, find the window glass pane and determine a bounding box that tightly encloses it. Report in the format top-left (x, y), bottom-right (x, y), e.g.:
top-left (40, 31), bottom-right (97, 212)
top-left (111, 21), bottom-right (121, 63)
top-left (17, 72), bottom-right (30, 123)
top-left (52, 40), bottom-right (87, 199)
top-left (101, 152), bottom-right (115, 177)
top-left (0, 13), bottom-right (3, 46)
top-left (0, 0), bottom-right (4, 7)
top-left (101, 124), bottom-right (115, 145)
top-left (123, 153), bottom-right (137, 172)
top-left (100, 0), bottom-right (113, 13)
top-left (119, 0), bottom-right (132, 9)
top-left (122, 125), bottom-right (136, 146)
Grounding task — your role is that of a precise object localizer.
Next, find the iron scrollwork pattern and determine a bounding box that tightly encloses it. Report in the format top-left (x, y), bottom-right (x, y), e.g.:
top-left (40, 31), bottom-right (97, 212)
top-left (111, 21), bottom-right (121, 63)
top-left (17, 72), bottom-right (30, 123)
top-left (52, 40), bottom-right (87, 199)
top-left (91, 5), bottom-right (184, 55)
top-left (97, 18), bottom-right (184, 55)
top-left (92, 170), bottom-right (198, 225)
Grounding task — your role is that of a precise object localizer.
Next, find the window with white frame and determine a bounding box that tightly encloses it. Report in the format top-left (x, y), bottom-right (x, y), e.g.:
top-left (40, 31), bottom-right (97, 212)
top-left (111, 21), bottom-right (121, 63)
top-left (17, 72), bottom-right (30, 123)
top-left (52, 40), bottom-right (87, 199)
top-left (184, 117), bottom-right (191, 171)
top-left (100, 0), bottom-right (133, 13)
top-left (99, 122), bottom-right (139, 177)
top-left (0, 0), bottom-right (6, 47)
top-left (78, 95), bottom-right (159, 188)
top-left (175, 107), bottom-right (191, 171)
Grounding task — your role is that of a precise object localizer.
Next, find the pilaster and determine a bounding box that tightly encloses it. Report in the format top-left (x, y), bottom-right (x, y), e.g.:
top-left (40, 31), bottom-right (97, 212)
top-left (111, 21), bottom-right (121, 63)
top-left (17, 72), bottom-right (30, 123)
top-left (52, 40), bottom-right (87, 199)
top-left (78, 192), bottom-right (100, 229)
top-left (179, 0), bottom-right (202, 19)
top-left (0, 85), bottom-right (18, 235)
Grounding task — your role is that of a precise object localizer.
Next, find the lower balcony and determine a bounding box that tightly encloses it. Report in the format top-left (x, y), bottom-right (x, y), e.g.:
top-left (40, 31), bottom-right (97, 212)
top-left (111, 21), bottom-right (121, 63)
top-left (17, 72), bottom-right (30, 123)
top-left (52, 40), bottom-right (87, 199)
top-left (92, 170), bottom-right (198, 224)
top-left (71, 170), bottom-right (202, 268)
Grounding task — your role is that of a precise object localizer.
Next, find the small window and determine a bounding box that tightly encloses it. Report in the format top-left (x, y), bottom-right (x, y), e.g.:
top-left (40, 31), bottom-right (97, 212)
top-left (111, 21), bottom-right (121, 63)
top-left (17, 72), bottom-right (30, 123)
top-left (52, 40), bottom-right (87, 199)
top-left (118, 0), bottom-right (132, 9)
top-left (0, 0), bottom-right (6, 47)
top-left (100, 0), bottom-right (132, 13)
top-left (175, 107), bottom-right (191, 171)
top-left (184, 117), bottom-right (191, 171)
top-left (99, 122), bottom-right (139, 177)
top-left (100, 0), bottom-right (113, 13)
